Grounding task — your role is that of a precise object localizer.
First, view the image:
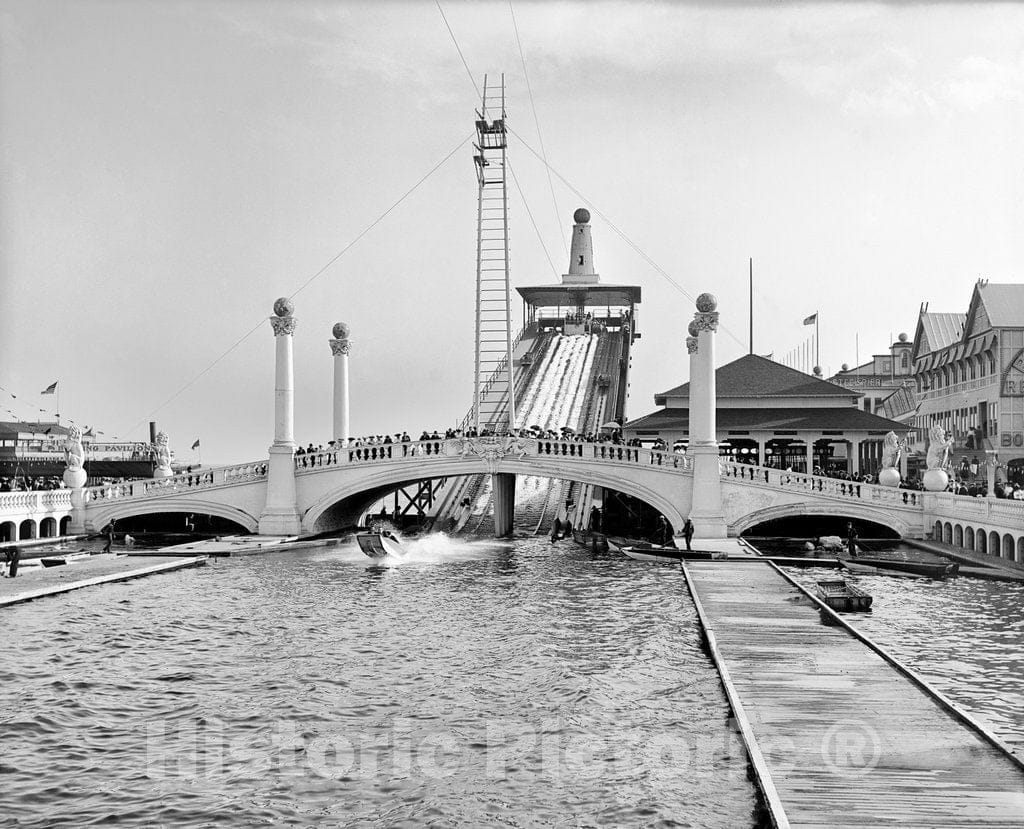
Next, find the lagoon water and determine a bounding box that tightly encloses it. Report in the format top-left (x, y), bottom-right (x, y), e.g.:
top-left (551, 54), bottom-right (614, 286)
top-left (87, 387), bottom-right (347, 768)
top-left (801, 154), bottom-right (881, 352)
top-left (0, 537), bottom-right (764, 828)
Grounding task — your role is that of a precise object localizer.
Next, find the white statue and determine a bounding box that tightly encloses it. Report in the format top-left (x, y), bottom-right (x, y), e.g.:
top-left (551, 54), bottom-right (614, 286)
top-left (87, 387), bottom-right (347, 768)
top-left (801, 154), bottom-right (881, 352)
top-left (64, 424), bottom-right (85, 470)
top-left (880, 431), bottom-right (905, 470)
top-left (63, 424), bottom-right (87, 488)
top-left (926, 425), bottom-right (953, 471)
top-left (153, 430), bottom-right (172, 478)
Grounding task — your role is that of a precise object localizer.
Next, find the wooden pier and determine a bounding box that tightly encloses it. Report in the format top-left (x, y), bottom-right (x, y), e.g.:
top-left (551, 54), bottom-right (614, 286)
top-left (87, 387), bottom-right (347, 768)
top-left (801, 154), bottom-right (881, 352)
top-left (684, 560), bottom-right (1024, 828)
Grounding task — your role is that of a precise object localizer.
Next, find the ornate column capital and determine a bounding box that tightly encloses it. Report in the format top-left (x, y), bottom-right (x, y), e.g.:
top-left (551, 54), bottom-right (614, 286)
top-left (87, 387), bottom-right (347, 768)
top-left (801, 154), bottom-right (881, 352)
top-left (692, 311), bottom-right (719, 333)
top-left (330, 338), bottom-right (350, 356)
top-left (270, 316), bottom-right (297, 336)
top-left (686, 336), bottom-right (699, 354)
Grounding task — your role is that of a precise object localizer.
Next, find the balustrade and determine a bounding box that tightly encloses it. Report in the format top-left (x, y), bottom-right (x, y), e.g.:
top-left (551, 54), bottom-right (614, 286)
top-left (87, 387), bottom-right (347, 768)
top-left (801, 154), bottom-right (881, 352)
top-left (0, 490), bottom-right (73, 514)
top-left (720, 461), bottom-right (923, 507)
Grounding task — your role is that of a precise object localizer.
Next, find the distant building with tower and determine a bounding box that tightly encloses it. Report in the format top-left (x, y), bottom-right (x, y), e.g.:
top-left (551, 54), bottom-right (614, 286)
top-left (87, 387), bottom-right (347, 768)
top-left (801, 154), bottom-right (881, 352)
top-left (828, 334), bottom-right (915, 415)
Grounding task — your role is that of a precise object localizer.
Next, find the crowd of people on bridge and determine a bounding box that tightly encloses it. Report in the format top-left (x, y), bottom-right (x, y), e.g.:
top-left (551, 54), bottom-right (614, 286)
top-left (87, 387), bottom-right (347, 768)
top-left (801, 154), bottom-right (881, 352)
top-left (0, 476), bottom-right (65, 492)
top-left (292, 425), bottom-right (645, 467)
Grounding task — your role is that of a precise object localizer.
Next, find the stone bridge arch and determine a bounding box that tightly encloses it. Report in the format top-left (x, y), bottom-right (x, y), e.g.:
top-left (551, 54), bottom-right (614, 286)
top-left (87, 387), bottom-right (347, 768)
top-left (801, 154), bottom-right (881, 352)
top-left (730, 501), bottom-right (911, 538)
top-left (298, 454), bottom-right (691, 534)
top-left (85, 497), bottom-right (260, 534)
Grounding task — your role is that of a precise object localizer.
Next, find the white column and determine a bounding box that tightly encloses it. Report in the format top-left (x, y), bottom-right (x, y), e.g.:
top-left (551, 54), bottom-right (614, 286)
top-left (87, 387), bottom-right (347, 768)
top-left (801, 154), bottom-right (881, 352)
top-left (849, 438), bottom-right (861, 475)
top-left (804, 434), bottom-right (816, 474)
top-left (330, 322), bottom-right (351, 445)
top-left (688, 293), bottom-right (727, 539)
top-left (686, 324), bottom-right (702, 444)
top-left (260, 297), bottom-right (301, 536)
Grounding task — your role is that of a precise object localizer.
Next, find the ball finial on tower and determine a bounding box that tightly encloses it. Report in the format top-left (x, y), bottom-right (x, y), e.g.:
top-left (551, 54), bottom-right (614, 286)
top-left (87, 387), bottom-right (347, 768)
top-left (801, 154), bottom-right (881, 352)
top-left (332, 322), bottom-right (350, 339)
top-left (695, 293), bottom-right (718, 313)
top-left (273, 297), bottom-right (294, 317)
top-left (813, 365), bottom-right (823, 377)
top-left (898, 332), bottom-right (908, 342)
top-left (573, 207), bottom-right (591, 224)
top-left (841, 363), bottom-right (850, 371)
top-left (687, 320), bottom-right (699, 337)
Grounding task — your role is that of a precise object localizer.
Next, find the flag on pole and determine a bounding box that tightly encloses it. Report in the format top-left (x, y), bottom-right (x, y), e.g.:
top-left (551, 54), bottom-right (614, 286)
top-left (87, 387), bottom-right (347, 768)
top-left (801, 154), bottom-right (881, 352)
top-left (191, 439), bottom-right (201, 450)
top-left (802, 314), bottom-right (817, 326)
top-left (40, 381), bottom-right (58, 395)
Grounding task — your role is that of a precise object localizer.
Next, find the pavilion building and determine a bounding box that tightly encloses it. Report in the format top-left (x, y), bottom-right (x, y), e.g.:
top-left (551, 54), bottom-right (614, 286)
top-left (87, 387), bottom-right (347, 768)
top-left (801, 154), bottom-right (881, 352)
top-left (624, 354), bottom-right (909, 476)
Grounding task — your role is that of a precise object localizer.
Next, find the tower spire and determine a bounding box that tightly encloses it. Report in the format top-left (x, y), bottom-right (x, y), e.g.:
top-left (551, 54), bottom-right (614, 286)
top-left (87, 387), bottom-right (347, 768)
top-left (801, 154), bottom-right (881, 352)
top-left (562, 208), bottom-right (599, 285)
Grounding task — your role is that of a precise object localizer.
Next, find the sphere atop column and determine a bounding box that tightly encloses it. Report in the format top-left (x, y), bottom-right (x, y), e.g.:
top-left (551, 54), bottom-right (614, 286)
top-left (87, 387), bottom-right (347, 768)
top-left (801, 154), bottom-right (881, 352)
top-left (695, 293), bottom-right (718, 312)
top-left (273, 297), bottom-right (294, 317)
top-left (813, 365), bottom-right (823, 377)
top-left (573, 207), bottom-right (591, 224)
top-left (687, 320), bottom-right (699, 337)
top-left (332, 321), bottom-right (350, 339)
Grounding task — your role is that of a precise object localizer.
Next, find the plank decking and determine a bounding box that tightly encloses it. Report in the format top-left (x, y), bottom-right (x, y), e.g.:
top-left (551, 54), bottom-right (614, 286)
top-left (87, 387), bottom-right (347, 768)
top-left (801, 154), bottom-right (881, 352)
top-left (684, 560), bottom-right (1024, 828)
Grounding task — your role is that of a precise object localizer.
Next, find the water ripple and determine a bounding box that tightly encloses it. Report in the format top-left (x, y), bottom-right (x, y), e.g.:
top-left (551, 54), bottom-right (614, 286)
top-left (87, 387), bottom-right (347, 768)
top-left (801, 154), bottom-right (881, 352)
top-left (0, 538), bottom-right (763, 827)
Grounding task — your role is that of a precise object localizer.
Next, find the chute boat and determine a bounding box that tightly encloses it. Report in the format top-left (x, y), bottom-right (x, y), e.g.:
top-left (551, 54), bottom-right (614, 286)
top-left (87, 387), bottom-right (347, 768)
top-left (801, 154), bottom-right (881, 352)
top-left (356, 530), bottom-right (405, 559)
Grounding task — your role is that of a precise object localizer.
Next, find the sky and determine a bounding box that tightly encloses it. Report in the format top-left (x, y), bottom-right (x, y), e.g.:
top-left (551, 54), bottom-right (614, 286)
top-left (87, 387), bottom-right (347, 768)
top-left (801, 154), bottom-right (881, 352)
top-left (2, 1), bottom-right (1023, 464)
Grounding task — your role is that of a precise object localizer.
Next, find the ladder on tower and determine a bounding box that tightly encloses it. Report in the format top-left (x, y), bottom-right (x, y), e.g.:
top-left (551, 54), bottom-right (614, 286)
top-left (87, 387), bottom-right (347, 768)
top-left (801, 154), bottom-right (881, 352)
top-left (472, 74), bottom-right (517, 434)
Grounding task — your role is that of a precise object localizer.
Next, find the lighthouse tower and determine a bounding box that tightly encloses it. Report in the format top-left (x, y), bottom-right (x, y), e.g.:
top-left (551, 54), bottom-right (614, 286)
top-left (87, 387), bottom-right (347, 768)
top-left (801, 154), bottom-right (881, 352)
top-left (563, 208), bottom-right (599, 285)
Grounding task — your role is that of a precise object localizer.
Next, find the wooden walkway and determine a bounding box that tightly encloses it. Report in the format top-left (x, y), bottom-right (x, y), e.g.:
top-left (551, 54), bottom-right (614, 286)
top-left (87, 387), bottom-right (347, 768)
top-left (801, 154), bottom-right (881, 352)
top-left (684, 560), bottom-right (1024, 828)
top-left (0, 554), bottom-right (207, 608)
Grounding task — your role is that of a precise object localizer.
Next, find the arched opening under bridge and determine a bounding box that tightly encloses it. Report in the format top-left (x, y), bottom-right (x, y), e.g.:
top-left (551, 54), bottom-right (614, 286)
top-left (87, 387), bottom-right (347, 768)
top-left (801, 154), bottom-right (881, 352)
top-left (305, 474), bottom-right (682, 543)
top-left (111, 512), bottom-right (250, 536)
top-left (740, 514), bottom-right (900, 540)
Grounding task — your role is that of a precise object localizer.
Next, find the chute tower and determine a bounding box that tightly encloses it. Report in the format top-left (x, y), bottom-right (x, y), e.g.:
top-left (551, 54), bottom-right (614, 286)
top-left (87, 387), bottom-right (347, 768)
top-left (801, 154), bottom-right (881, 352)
top-left (472, 74), bottom-right (517, 433)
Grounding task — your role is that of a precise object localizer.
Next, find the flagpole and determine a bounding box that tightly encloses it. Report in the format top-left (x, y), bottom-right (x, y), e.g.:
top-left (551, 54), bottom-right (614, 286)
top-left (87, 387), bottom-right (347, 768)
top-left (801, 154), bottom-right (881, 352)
top-left (815, 312), bottom-right (820, 371)
top-left (749, 257), bottom-right (753, 355)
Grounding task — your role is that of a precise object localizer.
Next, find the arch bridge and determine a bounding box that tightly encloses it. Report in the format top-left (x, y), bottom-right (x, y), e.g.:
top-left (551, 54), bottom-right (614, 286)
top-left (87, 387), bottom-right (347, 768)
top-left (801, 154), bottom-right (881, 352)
top-left (72, 437), bottom-right (941, 541)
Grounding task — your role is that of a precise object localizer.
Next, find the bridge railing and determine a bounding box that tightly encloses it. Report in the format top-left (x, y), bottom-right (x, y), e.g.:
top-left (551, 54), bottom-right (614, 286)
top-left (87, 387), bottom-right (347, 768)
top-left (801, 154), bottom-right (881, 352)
top-left (83, 460), bottom-right (268, 504)
top-left (294, 438), bottom-right (694, 475)
top-left (295, 440), bottom-right (449, 470)
top-left (0, 489), bottom-right (73, 516)
top-left (720, 461), bottom-right (925, 508)
top-left (929, 491), bottom-right (1024, 524)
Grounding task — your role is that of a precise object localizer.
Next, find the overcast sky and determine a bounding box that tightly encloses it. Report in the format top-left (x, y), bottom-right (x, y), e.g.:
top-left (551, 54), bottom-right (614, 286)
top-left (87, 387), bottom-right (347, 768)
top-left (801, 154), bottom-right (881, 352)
top-left (2, 1), bottom-right (1022, 463)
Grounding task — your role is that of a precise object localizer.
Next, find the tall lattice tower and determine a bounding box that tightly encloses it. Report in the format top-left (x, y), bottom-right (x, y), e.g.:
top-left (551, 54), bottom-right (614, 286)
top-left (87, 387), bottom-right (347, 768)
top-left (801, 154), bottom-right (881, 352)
top-left (472, 74), bottom-right (517, 433)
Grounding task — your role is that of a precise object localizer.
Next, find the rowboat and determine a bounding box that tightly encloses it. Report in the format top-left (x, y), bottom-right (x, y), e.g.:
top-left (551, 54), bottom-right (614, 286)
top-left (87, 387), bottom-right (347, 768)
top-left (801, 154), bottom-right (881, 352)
top-left (840, 560), bottom-right (923, 579)
top-left (355, 531), bottom-right (405, 559)
top-left (815, 579), bottom-right (873, 612)
top-left (622, 544), bottom-right (683, 562)
top-left (620, 544), bottom-right (729, 562)
top-left (844, 556), bottom-right (957, 579)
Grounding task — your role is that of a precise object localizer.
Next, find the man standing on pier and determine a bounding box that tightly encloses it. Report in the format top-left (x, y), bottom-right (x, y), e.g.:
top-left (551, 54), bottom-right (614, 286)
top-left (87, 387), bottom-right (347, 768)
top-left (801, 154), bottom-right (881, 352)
top-left (845, 521), bottom-right (859, 558)
top-left (682, 518), bottom-right (695, 551)
top-left (101, 521), bottom-right (115, 554)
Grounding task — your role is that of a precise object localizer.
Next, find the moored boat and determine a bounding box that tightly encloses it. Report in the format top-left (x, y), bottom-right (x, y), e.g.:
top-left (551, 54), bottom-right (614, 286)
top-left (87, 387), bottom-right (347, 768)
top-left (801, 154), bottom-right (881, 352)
top-left (620, 543), bottom-right (729, 562)
top-left (843, 556), bottom-right (957, 579)
top-left (840, 560), bottom-right (922, 579)
top-left (622, 544), bottom-right (683, 562)
top-left (815, 579), bottom-right (873, 612)
top-left (355, 531), bottom-right (405, 559)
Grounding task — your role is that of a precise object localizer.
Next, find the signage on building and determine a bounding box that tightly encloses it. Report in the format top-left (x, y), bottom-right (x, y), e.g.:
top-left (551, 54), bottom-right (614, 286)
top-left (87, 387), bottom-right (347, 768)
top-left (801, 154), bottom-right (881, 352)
top-left (1001, 348), bottom-right (1024, 397)
top-left (833, 377), bottom-right (887, 388)
top-left (1001, 432), bottom-right (1024, 448)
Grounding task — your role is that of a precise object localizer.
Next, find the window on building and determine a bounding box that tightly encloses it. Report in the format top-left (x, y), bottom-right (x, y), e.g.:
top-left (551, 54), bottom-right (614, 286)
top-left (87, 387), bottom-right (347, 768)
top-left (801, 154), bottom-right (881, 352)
top-left (989, 353), bottom-right (997, 375)
top-left (901, 352), bottom-right (909, 369)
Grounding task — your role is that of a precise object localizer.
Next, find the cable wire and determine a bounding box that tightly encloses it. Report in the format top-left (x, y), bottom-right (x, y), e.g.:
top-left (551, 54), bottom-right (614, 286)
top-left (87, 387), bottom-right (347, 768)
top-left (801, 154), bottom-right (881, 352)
top-left (435, 1), bottom-right (481, 101)
top-left (508, 125), bottom-right (748, 350)
top-left (509, 0), bottom-right (567, 259)
top-left (119, 132), bottom-right (474, 437)
top-left (508, 161), bottom-right (559, 280)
